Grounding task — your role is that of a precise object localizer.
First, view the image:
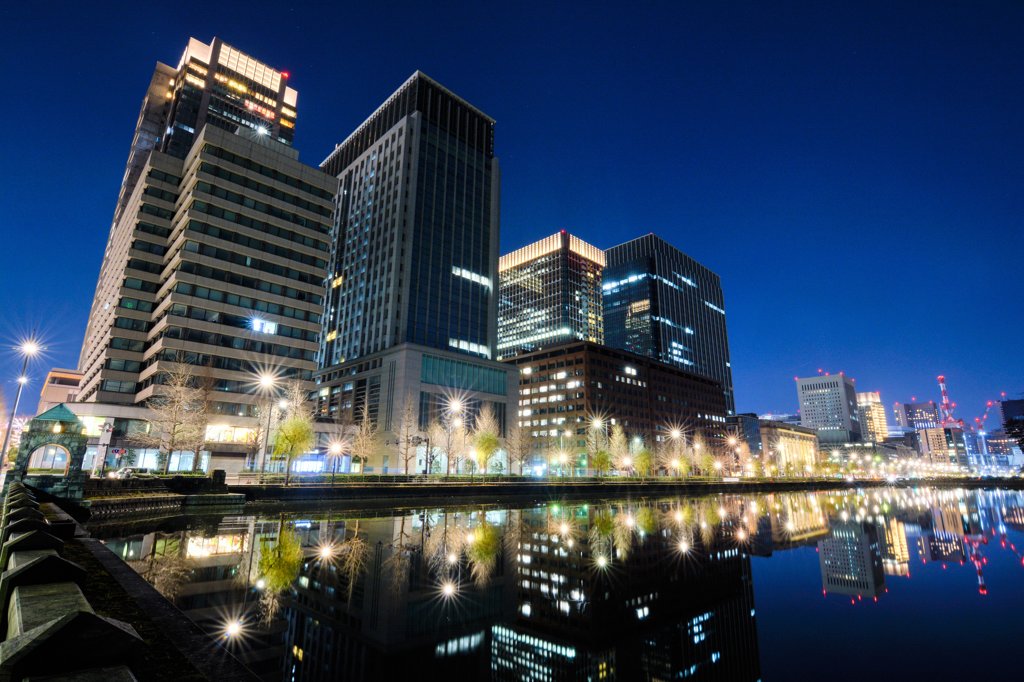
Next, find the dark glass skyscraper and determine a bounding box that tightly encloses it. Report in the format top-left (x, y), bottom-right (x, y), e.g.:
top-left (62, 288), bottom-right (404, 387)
top-left (316, 73), bottom-right (514, 450)
top-left (603, 234), bottom-right (735, 414)
top-left (320, 72), bottom-right (498, 365)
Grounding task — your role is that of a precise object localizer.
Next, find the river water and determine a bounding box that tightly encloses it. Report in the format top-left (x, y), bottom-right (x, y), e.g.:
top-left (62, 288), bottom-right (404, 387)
top-left (88, 487), bottom-right (1024, 681)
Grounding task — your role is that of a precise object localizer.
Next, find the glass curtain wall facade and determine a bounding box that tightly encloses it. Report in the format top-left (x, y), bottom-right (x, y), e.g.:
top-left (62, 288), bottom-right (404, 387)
top-left (316, 72), bottom-right (514, 435)
top-left (498, 231), bottom-right (604, 359)
top-left (856, 391), bottom-right (889, 442)
top-left (604, 234), bottom-right (735, 415)
top-left (320, 71), bottom-right (498, 367)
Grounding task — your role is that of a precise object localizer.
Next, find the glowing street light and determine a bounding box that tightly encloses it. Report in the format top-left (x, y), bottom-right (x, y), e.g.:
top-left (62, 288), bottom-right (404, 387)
top-left (2, 338), bottom-right (44, 463)
top-left (446, 397), bottom-right (465, 416)
top-left (253, 372), bottom-right (283, 476)
top-left (319, 543), bottom-right (336, 561)
top-left (441, 580), bottom-right (457, 599)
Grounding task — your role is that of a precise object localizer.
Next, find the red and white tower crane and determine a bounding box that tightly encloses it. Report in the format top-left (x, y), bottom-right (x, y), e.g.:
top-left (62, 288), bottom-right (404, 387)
top-left (936, 375), bottom-right (963, 428)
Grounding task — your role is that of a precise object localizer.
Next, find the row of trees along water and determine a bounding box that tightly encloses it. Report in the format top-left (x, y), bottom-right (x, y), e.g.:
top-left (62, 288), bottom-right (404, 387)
top-left (123, 363), bottom-right (848, 480)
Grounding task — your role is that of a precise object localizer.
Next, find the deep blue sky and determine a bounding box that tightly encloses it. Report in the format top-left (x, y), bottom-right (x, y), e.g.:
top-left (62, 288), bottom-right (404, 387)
top-left (1, 1), bottom-right (1021, 421)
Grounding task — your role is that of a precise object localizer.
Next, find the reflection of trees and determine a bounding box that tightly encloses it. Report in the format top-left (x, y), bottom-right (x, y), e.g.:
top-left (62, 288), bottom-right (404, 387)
top-left (338, 520), bottom-right (369, 603)
top-left (128, 545), bottom-right (191, 601)
top-left (383, 515), bottom-right (415, 596)
top-left (257, 517), bottom-right (302, 624)
top-left (466, 521), bottom-right (500, 586)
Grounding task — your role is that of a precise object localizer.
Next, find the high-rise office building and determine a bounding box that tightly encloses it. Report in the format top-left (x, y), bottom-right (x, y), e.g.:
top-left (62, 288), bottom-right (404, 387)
top-left (856, 391), bottom-right (888, 443)
top-left (497, 231), bottom-right (604, 359)
top-left (79, 38), bottom-right (333, 419)
top-left (109, 37), bottom-right (298, 227)
top-left (316, 72), bottom-right (515, 457)
top-left (603, 234), bottom-right (734, 414)
top-left (795, 374), bottom-right (861, 443)
top-left (893, 401), bottom-right (941, 430)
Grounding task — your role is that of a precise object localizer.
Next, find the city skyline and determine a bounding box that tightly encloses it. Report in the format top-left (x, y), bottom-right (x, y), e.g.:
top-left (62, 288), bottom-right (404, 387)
top-left (2, 2), bottom-right (1022, 420)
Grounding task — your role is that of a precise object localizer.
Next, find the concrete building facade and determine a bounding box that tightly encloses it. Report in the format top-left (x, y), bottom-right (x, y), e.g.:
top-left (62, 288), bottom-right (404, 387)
top-left (795, 374), bottom-right (861, 444)
top-left (36, 369), bottom-right (83, 414)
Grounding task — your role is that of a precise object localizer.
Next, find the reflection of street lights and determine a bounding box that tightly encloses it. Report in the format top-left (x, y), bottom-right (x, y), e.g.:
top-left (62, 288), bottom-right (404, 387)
top-left (2, 340), bottom-right (42, 467)
top-left (224, 618), bottom-right (244, 639)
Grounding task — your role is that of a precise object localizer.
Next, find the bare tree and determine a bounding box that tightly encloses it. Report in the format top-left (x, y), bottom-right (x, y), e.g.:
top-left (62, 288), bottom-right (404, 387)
top-left (187, 364), bottom-right (215, 473)
top-left (429, 412), bottom-right (466, 475)
top-left (133, 364), bottom-right (207, 474)
top-left (505, 420), bottom-right (532, 475)
top-left (350, 407), bottom-right (379, 473)
top-left (395, 394), bottom-right (418, 474)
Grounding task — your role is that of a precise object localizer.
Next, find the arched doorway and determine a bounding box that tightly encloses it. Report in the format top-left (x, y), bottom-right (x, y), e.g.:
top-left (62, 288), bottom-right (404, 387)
top-left (351, 456), bottom-right (363, 474)
top-left (27, 444), bottom-right (71, 474)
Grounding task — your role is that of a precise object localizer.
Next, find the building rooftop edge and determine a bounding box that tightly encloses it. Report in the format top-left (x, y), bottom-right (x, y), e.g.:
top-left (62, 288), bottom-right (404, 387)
top-left (320, 70), bottom-right (494, 168)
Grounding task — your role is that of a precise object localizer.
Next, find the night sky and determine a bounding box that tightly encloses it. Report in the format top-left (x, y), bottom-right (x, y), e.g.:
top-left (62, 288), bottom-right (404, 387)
top-left (1, 1), bottom-right (1021, 422)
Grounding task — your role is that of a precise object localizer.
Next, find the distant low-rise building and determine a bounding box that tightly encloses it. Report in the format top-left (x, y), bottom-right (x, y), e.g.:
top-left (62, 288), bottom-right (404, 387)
top-left (728, 414), bottom-right (819, 474)
top-left (759, 420), bottom-right (819, 474)
top-left (503, 341), bottom-right (728, 471)
top-left (36, 368), bottom-right (83, 415)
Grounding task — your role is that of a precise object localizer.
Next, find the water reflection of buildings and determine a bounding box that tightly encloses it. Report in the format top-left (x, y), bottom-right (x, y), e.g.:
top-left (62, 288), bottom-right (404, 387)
top-left (878, 518), bottom-right (910, 577)
top-left (818, 520), bottom-right (886, 598)
top-left (101, 516), bottom-right (286, 680)
top-left (95, 489), bottom-right (1024, 680)
top-left (281, 505), bottom-right (761, 681)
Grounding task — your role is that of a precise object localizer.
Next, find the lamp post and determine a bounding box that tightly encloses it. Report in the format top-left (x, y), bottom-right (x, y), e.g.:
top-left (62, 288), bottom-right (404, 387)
top-left (255, 373), bottom-right (280, 481)
top-left (328, 440), bottom-right (344, 485)
top-left (2, 340), bottom-right (41, 468)
top-left (669, 428), bottom-right (683, 478)
top-left (445, 397), bottom-right (464, 476)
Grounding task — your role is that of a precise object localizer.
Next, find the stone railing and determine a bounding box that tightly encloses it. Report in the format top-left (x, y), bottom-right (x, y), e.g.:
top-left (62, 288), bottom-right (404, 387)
top-left (0, 482), bottom-right (144, 680)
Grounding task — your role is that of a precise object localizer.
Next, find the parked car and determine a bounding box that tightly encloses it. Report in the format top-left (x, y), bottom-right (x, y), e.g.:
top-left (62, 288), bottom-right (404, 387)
top-left (113, 467), bottom-right (154, 480)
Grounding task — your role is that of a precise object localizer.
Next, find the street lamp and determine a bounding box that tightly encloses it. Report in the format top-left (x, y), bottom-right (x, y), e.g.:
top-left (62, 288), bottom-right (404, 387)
top-left (2, 340), bottom-right (42, 467)
top-left (328, 440), bottom-right (344, 484)
top-left (254, 373), bottom-right (279, 478)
